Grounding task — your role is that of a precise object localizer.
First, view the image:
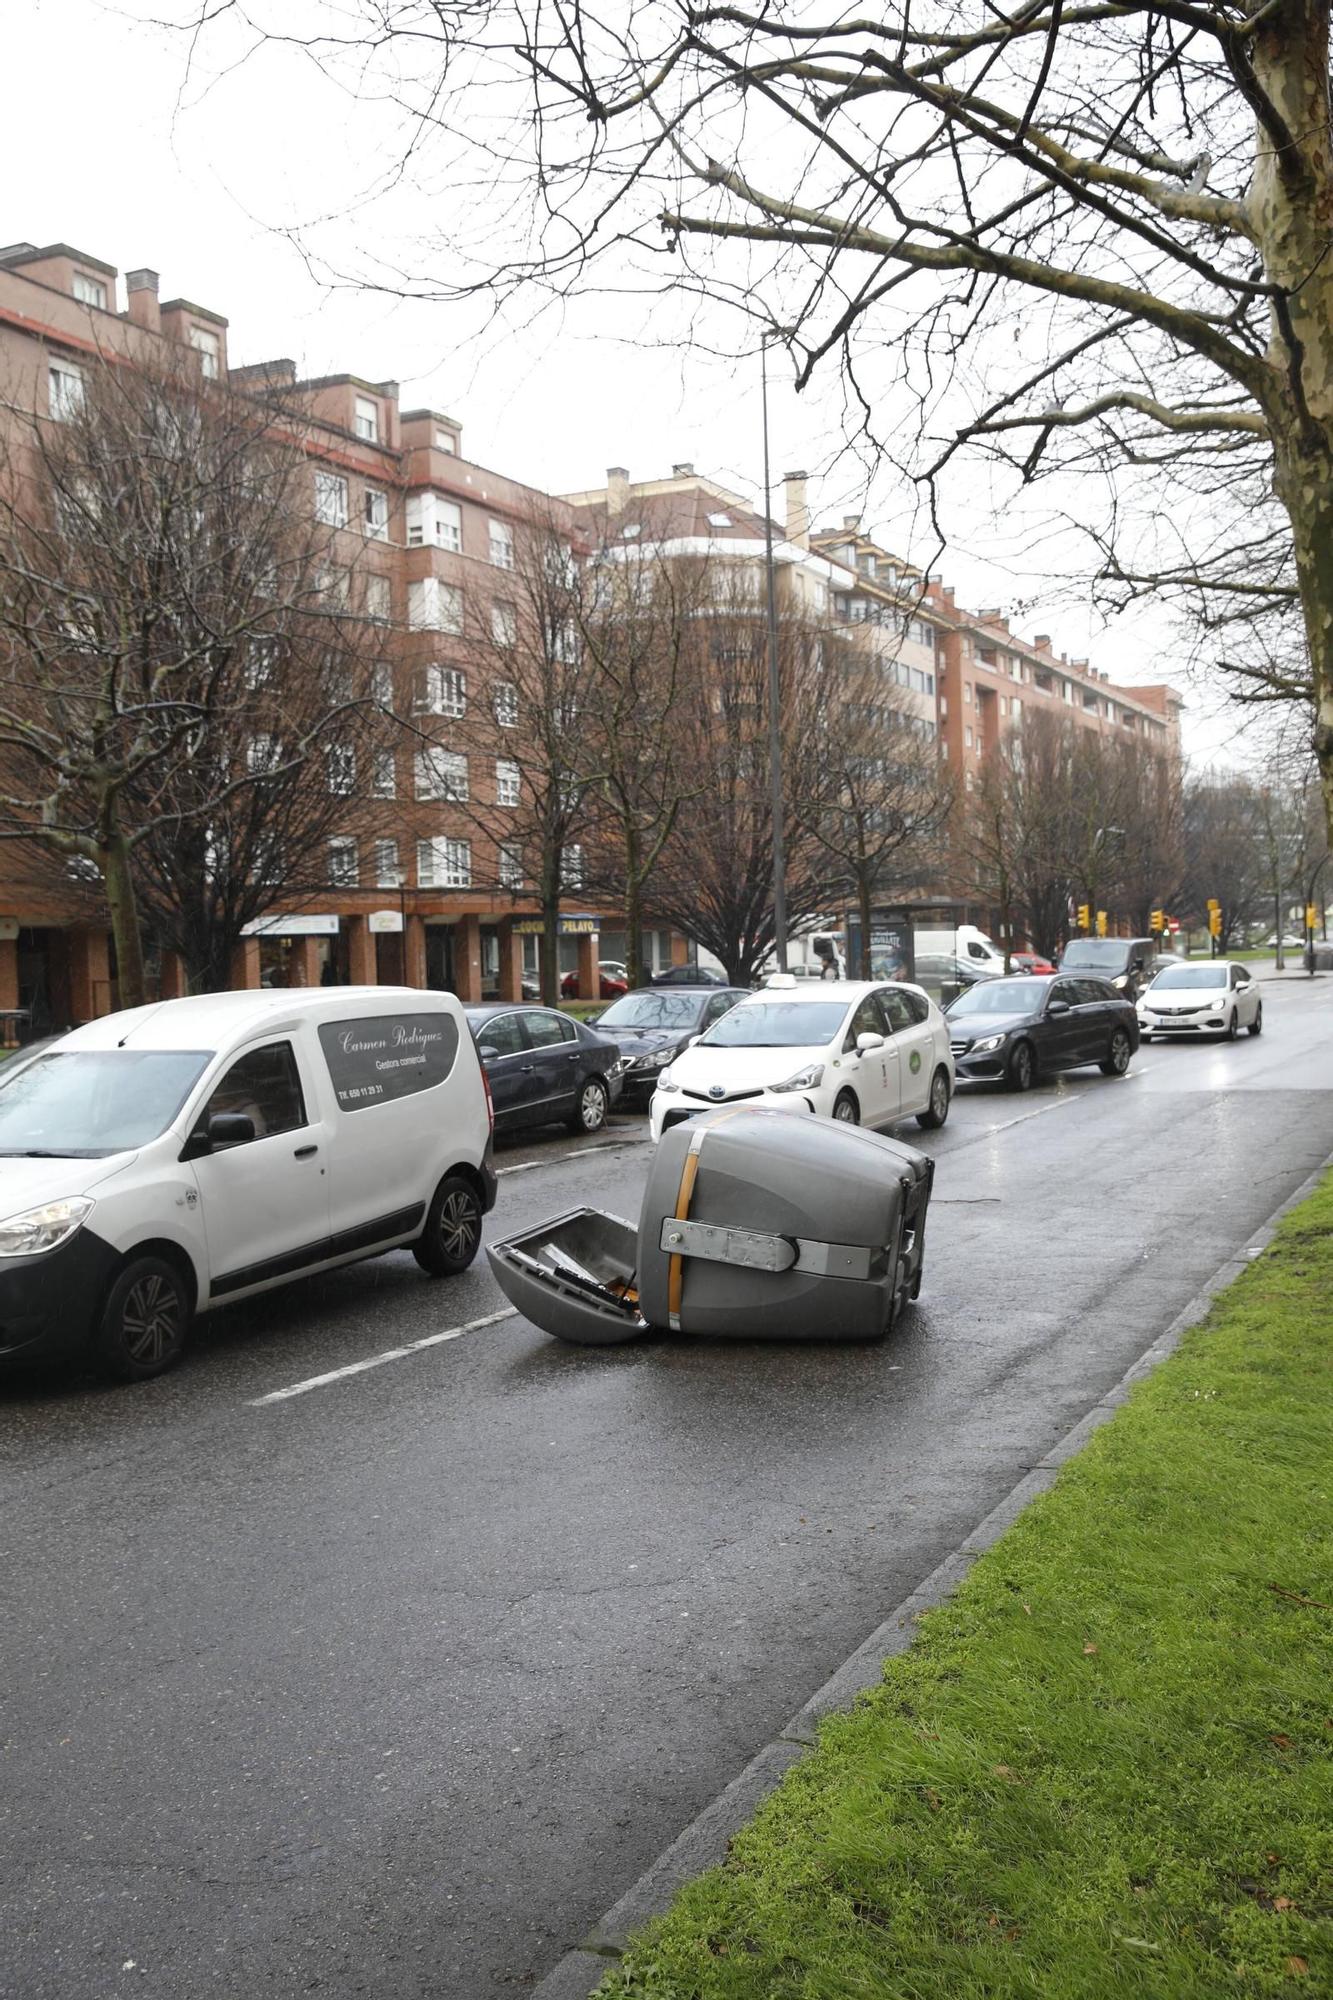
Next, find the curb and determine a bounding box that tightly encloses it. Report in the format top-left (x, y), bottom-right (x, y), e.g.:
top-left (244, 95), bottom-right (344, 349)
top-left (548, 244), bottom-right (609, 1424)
top-left (530, 1155), bottom-right (1332, 1999)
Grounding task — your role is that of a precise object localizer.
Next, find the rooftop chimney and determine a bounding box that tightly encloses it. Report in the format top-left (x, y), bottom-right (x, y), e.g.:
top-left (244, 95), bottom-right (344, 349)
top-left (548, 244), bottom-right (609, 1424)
top-left (606, 466), bottom-right (630, 519)
top-left (842, 513), bottom-right (861, 531)
top-left (126, 268), bottom-right (160, 334)
top-left (783, 470), bottom-right (809, 549)
top-left (672, 461), bottom-right (694, 477)
top-left (1034, 633), bottom-right (1052, 651)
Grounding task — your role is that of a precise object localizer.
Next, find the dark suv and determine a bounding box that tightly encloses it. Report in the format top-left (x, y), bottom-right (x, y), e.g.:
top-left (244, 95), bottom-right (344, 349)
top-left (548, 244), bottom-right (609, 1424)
top-left (1058, 936), bottom-right (1156, 1001)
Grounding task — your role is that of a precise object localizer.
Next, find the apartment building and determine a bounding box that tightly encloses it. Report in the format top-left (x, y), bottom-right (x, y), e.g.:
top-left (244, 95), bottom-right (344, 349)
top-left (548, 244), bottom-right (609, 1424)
top-left (926, 593), bottom-right (1183, 792)
top-left (0, 240), bottom-right (619, 1030)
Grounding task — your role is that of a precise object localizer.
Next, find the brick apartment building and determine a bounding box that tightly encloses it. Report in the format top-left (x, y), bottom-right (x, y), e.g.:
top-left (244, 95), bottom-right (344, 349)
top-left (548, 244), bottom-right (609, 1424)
top-left (0, 239), bottom-right (662, 1032)
top-left (0, 238), bottom-right (1183, 1030)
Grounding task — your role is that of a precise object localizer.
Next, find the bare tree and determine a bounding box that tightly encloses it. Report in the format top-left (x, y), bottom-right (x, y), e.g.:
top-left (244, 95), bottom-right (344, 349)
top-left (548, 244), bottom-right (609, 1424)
top-left (571, 544), bottom-right (710, 990)
top-left (0, 349), bottom-right (382, 1004)
top-left (199, 1), bottom-right (1333, 840)
top-left (793, 637), bottom-right (954, 978)
top-left (444, 505), bottom-right (597, 1003)
top-left (648, 585), bottom-right (829, 985)
top-left (1182, 771), bottom-right (1268, 947)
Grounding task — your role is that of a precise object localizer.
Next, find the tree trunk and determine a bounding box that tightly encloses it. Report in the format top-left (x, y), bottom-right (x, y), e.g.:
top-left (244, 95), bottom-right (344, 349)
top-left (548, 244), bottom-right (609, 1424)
top-left (1274, 440), bottom-right (1333, 856)
top-left (100, 828), bottom-right (147, 1010)
top-left (623, 821), bottom-right (644, 990)
top-left (857, 875), bottom-right (873, 979)
top-left (539, 846), bottom-right (561, 1006)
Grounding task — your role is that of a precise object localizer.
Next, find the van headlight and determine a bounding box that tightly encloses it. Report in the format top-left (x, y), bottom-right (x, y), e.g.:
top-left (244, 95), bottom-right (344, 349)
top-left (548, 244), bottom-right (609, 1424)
top-left (770, 1062), bottom-right (824, 1093)
top-left (656, 1069), bottom-right (679, 1093)
top-left (0, 1196), bottom-right (94, 1258)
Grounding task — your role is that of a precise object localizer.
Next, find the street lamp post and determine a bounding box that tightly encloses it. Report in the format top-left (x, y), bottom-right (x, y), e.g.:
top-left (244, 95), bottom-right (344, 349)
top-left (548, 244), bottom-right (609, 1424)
top-left (761, 334), bottom-right (788, 974)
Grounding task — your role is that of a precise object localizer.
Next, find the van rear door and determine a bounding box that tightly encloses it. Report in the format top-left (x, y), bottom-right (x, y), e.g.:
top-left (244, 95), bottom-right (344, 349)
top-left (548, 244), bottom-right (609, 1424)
top-left (315, 1004), bottom-right (466, 1255)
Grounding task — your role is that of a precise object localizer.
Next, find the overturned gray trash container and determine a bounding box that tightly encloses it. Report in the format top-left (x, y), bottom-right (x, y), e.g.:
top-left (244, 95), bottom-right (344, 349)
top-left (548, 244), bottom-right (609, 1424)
top-left (487, 1107), bottom-right (934, 1346)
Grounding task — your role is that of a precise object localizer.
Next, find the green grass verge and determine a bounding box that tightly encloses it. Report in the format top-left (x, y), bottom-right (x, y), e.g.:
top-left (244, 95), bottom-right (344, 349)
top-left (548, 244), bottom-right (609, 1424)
top-left (597, 1175), bottom-right (1333, 1998)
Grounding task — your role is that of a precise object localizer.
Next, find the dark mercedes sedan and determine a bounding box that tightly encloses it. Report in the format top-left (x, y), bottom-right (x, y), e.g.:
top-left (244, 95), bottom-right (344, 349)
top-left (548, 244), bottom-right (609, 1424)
top-left (465, 1004), bottom-right (623, 1138)
top-left (946, 973), bottom-right (1139, 1092)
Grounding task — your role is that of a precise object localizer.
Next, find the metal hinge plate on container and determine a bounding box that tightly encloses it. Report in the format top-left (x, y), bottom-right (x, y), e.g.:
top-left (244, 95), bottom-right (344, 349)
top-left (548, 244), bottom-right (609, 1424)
top-left (659, 1218), bottom-right (798, 1272)
top-left (657, 1220), bottom-right (880, 1281)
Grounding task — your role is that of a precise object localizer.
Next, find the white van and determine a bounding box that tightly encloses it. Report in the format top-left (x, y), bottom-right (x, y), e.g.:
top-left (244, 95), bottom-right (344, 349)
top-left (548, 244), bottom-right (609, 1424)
top-left (0, 987), bottom-right (496, 1381)
top-left (914, 924), bottom-right (1005, 971)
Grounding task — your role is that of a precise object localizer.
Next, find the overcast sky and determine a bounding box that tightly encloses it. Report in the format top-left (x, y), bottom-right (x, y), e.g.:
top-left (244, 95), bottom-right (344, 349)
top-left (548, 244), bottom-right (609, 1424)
top-left (6, 0), bottom-right (1275, 767)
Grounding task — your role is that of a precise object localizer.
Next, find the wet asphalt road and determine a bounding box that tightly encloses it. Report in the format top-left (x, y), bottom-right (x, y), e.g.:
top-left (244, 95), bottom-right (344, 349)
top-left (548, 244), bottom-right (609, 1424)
top-left (3, 972), bottom-right (1332, 1999)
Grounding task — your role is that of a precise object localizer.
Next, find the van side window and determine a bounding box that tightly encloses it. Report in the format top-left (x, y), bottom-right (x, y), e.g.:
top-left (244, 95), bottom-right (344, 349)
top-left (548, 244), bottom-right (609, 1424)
top-left (202, 1042), bottom-right (306, 1142)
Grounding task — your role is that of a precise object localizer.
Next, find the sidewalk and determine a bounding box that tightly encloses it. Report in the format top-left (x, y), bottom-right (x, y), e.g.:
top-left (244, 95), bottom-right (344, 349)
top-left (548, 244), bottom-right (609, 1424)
top-left (589, 1173), bottom-right (1333, 1998)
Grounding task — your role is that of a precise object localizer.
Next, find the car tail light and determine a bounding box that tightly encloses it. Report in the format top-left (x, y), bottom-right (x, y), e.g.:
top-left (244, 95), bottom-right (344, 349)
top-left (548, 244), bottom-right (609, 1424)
top-left (479, 1056), bottom-right (495, 1134)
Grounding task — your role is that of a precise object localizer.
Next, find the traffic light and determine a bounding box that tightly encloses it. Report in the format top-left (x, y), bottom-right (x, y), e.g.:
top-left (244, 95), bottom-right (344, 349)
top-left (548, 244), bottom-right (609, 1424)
top-left (1307, 903), bottom-right (1319, 933)
top-left (1096, 910), bottom-right (1108, 937)
top-left (1208, 908), bottom-right (1222, 937)
top-left (1076, 903), bottom-right (1090, 930)
top-left (1150, 909), bottom-right (1165, 932)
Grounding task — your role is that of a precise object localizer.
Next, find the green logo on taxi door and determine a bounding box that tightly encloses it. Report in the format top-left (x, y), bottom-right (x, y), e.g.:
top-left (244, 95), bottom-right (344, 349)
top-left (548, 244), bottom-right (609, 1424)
top-left (909, 1050), bottom-right (922, 1074)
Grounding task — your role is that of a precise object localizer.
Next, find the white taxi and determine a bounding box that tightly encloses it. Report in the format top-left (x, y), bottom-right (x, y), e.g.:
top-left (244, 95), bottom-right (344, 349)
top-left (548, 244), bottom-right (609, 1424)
top-left (649, 976), bottom-right (954, 1141)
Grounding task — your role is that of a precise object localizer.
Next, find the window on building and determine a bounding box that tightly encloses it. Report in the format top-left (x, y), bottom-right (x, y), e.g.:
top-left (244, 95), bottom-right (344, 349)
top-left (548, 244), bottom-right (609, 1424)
top-left (965, 725), bottom-right (973, 747)
top-left (370, 661), bottom-right (394, 707)
top-left (408, 578), bottom-right (463, 634)
top-left (72, 273), bottom-right (107, 309)
top-left (707, 512), bottom-right (732, 528)
top-left (363, 487), bottom-right (388, 540)
top-left (415, 748), bottom-right (469, 802)
top-left (375, 837), bottom-right (400, 887)
top-left (562, 843), bottom-right (585, 889)
top-left (492, 681), bottom-right (519, 728)
top-left (434, 428), bottom-right (457, 453)
top-left (963, 681), bottom-right (972, 704)
top-left (417, 837), bottom-right (471, 889)
top-left (329, 836), bottom-right (359, 887)
top-left (488, 518), bottom-right (515, 569)
top-left (317, 564), bottom-right (350, 609)
top-left (620, 522), bottom-right (641, 539)
top-left (315, 471), bottom-right (349, 528)
top-left (244, 637), bottom-right (280, 690)
top-left (939, 695), bottom-right (948, 718)
top-left (48, 362), bottom-right (85, 421)
top-left (188, 326), bottom-right (220, 379)
top-left (364, 573), bottom-right (391, 625)
top-left (326, 745), bottom-right (356, 795)
top-left (354, 396), bottom-right (379, 442)
top-left (372, 750), bottom-right (397, 799)
top-left (999, 695), bottom-right (1008, 718)
top-left (498, 841), bottom-right (524, 889)
top-left (964, 771), bottom-right (974, 792)
top-left (495, 759), bottom-right (521, 807)
top-left (246, 733), bottom-right (281, 775)
top-left (406, 493), bottom-right (461, 549)
top-left (491, 601), bottom-right (517, 648)
top-left (417, 664), bottom-right (466, 717)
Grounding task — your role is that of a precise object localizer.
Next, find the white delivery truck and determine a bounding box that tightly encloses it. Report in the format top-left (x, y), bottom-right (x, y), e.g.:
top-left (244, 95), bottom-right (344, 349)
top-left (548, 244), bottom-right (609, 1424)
top-left (0, 987), bottom-right (496, 1381)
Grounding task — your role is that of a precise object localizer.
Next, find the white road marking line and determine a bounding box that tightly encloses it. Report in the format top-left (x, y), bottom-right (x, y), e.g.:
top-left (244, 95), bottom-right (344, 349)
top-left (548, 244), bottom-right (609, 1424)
top-left (496, 1137), bottom-right (643, 1175)
top-left (249, 1308), bottom-right (518, 1406)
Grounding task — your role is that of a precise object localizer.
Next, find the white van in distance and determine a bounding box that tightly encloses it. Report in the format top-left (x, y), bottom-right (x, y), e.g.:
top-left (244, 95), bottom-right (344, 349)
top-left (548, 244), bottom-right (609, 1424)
top-left (913, 924), bottom-right (1005, 972)
top-left (0, 987), bottom-right (496, 1381)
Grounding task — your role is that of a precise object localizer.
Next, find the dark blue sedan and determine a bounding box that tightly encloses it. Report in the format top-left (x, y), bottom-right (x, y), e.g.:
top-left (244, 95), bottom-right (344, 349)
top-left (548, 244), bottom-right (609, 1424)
top-left (465, 1004), bottom-right (623, 1138)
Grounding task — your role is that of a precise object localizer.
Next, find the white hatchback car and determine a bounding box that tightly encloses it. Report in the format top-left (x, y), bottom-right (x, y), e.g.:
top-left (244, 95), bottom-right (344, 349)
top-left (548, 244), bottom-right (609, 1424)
top-left (649, 976), bottom-right (954, 1141)
top-left (1137, 959), bottom-right (1263, 1040)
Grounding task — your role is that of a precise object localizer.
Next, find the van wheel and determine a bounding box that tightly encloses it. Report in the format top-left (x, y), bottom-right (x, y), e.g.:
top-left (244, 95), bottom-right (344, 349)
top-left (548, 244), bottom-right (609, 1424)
top-left (916, 1066), bottom-right (951, 1129)
top-left (832, 1090), bottom-right (860, 1124)
top-left (95, 1255), bottom-right (191, 1381)
top-left (414, 1175), bottom-right (483, 1276)
top-left (569, 1076), bottom-right (608, 1135)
